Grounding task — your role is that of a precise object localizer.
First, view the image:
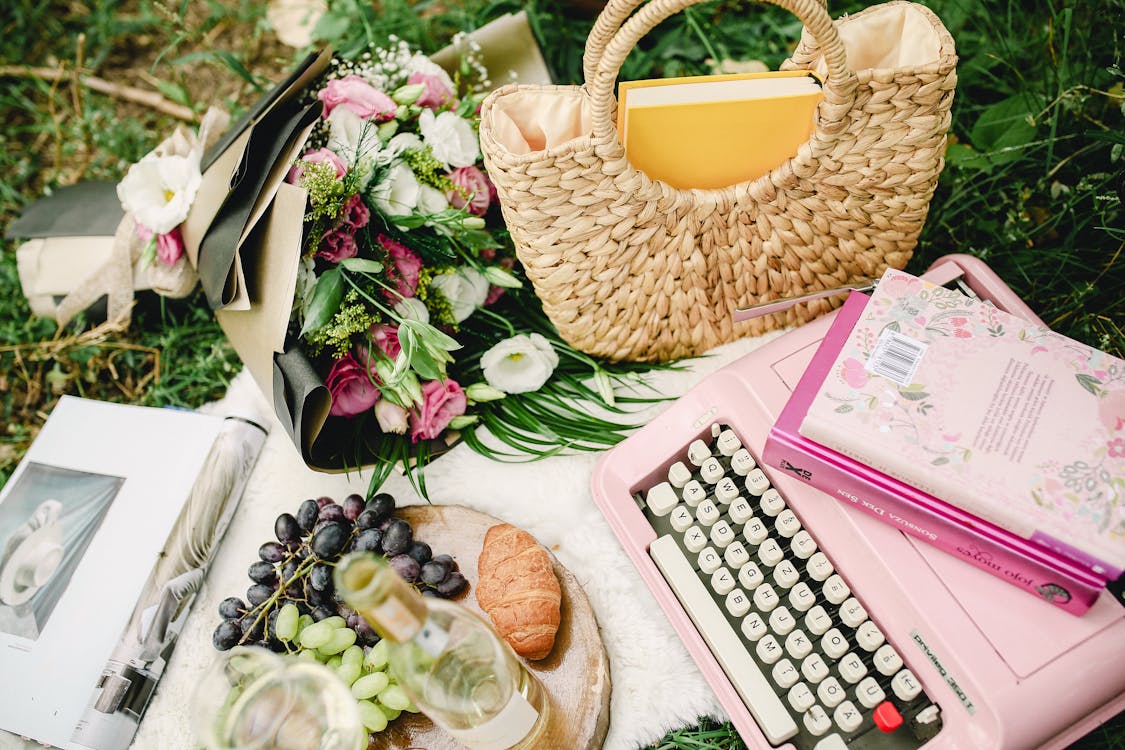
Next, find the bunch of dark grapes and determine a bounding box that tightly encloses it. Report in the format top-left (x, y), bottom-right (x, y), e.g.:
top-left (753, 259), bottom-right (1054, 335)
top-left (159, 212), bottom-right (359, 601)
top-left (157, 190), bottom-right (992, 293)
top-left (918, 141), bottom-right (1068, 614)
top-left (213, 492), bottom-right (468, 652)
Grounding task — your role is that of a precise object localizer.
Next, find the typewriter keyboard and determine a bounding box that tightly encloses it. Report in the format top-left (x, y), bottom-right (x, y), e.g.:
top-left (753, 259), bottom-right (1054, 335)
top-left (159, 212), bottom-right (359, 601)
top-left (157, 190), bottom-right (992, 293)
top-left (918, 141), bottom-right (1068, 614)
top-left (638, 423), bottom-right (943, 750)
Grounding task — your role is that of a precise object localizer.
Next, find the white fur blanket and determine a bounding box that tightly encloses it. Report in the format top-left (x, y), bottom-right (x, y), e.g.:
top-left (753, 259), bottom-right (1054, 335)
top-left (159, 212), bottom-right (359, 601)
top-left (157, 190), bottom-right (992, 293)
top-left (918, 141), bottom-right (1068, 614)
top-left (4, 330), bottom-right (781, 750)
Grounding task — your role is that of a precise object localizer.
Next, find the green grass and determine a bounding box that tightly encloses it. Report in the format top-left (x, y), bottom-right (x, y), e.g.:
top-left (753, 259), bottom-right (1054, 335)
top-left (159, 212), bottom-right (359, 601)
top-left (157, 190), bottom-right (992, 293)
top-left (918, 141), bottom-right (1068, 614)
top-left (0, 0), bottom-right (1123, 747)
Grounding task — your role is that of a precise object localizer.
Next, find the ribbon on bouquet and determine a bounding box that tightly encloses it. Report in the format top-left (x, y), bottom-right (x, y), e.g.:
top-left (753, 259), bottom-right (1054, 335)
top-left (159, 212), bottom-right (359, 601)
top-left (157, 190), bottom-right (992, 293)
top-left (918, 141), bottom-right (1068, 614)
top-left (53, 107), bottom-right (231, 329)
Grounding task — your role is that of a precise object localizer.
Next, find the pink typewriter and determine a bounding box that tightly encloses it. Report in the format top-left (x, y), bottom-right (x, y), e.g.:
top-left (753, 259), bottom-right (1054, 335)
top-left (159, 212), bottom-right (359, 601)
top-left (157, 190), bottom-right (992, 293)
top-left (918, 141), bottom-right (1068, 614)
top-left (591, 254), bottom-right (1125, 749)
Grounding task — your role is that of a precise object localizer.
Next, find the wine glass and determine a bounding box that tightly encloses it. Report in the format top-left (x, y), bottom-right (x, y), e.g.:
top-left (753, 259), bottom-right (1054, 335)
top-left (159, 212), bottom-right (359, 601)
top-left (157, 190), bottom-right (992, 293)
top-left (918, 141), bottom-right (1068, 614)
top-left (192, 646), bottom-right (367, 750)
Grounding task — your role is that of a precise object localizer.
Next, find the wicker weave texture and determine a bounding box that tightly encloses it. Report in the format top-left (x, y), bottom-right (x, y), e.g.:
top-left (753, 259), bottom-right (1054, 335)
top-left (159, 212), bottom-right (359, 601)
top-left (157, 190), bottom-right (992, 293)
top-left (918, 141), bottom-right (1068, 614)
top-left (481, 0), bottom-right (957, 362)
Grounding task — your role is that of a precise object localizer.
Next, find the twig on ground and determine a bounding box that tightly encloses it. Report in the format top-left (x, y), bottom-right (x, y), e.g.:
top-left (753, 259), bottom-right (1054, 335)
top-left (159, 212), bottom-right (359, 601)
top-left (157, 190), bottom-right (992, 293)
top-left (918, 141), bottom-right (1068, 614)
top-left (0, 64), bottom-right (196, 122)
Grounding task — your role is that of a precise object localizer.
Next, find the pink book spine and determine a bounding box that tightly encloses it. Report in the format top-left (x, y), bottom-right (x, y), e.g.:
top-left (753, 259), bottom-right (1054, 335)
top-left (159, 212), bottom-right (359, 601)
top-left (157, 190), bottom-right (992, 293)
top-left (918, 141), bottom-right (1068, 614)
top-left (763, 292), bottom-right (1105, 615)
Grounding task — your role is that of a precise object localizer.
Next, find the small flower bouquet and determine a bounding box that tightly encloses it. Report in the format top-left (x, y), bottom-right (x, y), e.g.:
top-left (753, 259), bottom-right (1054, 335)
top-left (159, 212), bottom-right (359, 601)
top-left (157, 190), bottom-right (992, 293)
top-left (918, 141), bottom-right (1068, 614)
top-left (278, 40), bottom-right (670, 494)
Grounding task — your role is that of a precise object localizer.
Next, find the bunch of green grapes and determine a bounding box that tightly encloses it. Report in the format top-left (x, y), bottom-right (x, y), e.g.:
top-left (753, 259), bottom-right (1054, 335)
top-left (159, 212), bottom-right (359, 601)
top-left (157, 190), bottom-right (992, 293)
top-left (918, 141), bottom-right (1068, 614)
top-left (274, 603), bottom-right (419, 734)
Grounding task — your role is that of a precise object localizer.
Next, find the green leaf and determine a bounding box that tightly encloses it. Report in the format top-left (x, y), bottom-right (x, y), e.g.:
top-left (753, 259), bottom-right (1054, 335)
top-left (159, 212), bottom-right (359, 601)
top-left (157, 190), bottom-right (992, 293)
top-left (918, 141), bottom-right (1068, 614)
top-left (340, 258), bottom-right (384, 274)
top-left (834, 404), bottom-right (853, 413)
top-left (593, 369), bottom-right (616, 407)
top-left (970, 95), bottom-right (1039, 165)
top-left (300, 268), bottom-right (345, 337)
top-left (944, 142), bottom-right (993, 173)
top-left (1075, 373), bottom-right (1103, 396)
top-left (899, 389), bottom-right (930, 401)
top-left (932, 456), bottom-right (950, 466)
top-left (155, 79), bottom-right (192, 108)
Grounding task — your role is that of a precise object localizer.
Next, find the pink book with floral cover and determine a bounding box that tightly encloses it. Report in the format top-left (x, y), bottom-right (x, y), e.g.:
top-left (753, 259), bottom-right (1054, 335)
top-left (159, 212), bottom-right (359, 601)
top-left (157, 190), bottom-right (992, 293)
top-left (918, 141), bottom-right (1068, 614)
top-left (799, 268), bottom-right (1125, 576)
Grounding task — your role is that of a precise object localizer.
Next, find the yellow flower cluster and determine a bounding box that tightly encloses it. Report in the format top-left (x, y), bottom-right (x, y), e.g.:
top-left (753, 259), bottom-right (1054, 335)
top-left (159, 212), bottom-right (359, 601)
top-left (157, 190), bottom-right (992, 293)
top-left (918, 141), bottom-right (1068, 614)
top-left (305, 290), bottom-right (378, 359)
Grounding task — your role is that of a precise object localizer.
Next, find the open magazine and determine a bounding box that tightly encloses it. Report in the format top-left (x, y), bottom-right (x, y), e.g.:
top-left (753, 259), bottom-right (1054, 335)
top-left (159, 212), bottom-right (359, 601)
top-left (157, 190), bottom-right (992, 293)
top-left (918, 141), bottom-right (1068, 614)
top-left (0, 397), bottom-right (267, 750)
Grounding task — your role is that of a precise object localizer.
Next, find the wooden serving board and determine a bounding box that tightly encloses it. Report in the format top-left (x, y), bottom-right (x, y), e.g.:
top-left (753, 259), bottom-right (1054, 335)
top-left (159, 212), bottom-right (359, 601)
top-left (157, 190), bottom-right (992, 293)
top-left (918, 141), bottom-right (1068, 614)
top-left (369, 505), bottom-right (611, 750)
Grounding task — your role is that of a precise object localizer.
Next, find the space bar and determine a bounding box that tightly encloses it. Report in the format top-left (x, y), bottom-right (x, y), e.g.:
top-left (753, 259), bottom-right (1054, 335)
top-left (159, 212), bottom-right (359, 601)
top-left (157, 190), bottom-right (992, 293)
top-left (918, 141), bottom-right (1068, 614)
top-left (650, 535), bottom-right (798, 744)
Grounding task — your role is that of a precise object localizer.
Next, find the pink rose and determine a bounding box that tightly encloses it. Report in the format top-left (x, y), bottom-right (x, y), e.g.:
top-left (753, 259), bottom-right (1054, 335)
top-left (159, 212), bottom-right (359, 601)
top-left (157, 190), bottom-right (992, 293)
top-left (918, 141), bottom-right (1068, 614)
top-left (408, 72), bottom-right (454, 109)
top-left (326, 355), bottom-right (380, 417)
top-left (156, 227), bottom-right (185, 266)
top-left (342, 193), bottom-right (370, 230)
top-left (409, 378), bottom-right (467, 443)
top-left (446, 166), bottom-right (492, 216)
top-left (380, 235), bottom-right (422, 298)
top-left (357, 324), bottom-right (402, 367)
top-left (1098, 389), bottom-right (1125, 432)
top-left (286, 147), bottom-right (347, 184)
top-left (1108, 437), bottom-right (1125, 458)
top-left (317, 227), bottom-right (359, 263)
top-left (318, 75), bottom-right (397, 121)
top-left (841, 357), bottom-right (869, 389)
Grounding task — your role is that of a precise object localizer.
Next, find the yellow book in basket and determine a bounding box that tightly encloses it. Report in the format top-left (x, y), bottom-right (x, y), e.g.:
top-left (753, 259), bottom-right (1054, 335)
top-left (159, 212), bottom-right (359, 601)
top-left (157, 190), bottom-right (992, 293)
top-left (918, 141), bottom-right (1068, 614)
top-left (617, 70), bottom-right (822, 190)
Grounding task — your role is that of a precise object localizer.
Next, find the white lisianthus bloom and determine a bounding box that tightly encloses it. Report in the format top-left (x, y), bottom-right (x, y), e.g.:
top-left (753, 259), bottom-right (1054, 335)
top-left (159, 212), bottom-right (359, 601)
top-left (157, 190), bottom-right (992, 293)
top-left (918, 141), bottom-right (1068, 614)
top-left (393, 296), bottom-right (430, 324)
top-left (429, 267), bottom-right (490, 323)
top-left (371, 161), bottom-right (420, 217)
top-left (326, 107), bottom-right (381, 167)
top-left (417, 184), bottom-right (450, 216)
top-left (376, 132), bottom-right (422, 166)
top-left (406, 54), bottom-right (455, 91)
top-left (116, 152), bottom-right (202, 234)
top-left (480, 333), bottom-right (559, 394)
top-left (374, 400), bottom-right (409, 434)
top-left (418, 109), bottom-right (479, 168)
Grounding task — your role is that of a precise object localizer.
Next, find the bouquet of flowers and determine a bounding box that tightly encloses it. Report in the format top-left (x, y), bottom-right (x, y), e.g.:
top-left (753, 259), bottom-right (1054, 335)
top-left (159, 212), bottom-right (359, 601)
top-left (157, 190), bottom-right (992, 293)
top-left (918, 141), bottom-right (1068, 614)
top-left (285, 39), bottom-right (670, 494)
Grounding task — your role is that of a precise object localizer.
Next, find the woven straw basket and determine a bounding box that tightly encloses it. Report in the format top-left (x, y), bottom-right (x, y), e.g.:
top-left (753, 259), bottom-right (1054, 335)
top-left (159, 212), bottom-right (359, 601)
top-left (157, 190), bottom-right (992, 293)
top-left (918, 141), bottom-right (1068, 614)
top-left (480, 0), bottom-right (957, 361)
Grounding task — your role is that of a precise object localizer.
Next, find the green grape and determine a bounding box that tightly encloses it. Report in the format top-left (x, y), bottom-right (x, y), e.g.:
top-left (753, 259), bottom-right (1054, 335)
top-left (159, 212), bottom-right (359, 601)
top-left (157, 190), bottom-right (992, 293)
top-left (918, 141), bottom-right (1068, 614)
top-left (318, 627), bottom-right (358, 656)
top-left (296, 614), bottom-right (315, 634)
top-left (298, 621), bottom-right (334, 649)
top-left (377, 704), bottom-right (401, 722)
top-left (356, 700), bottom-right (390, 733)
top-left (276, 604), bottom-right (300, 642)
top-left (351, 672), bottom-right (390, 700)
top-left (326, 654), bottom-right (344, 670)
top-left (377, 684), bottom-right (411, 712)
top-left (364, 640), bottom-right (389, 671)
top-left (294, 650), bottom-right (319, 663)
top-left (341, 645), bottom-right (364, 667)
top-left (337, 661), bottom-right (362, 686)
top-left (319, 616), bottom-right (346, 630)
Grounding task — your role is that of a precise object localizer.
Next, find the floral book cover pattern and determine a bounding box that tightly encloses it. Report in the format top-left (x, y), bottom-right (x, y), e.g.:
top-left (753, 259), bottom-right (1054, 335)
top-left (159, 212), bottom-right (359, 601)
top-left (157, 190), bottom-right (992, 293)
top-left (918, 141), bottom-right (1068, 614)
top-left (799, 269), bottom-right (1125, 574)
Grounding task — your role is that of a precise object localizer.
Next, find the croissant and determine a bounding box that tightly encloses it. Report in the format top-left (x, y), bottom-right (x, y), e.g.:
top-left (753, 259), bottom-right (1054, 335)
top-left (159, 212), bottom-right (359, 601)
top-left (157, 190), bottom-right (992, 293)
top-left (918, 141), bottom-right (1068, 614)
top-left (476, 524), bottom-right (561, 661)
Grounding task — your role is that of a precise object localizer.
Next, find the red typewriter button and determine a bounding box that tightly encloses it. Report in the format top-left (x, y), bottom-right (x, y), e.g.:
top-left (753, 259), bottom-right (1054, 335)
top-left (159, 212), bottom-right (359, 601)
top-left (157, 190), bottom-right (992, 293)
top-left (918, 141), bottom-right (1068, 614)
top-left (874, 702), bottom-right (903, 732)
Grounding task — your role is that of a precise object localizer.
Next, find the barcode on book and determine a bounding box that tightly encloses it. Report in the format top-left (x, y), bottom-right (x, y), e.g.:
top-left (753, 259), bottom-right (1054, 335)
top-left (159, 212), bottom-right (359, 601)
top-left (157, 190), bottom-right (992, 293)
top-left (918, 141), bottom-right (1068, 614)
top-left (867, 329), bottom-right (927, 386)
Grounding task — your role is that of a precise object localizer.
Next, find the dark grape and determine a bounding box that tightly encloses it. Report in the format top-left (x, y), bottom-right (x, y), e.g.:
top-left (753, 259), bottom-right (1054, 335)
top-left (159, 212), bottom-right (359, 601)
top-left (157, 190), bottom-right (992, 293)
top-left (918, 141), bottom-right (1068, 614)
top-left (407, 541), bottom-right (432, 565)
top-left (431, 553), bottom-right (457, 571)
top-left (352, 528), bottom-right (383, 552)
top-left (296, 499), bottom-right (319, 532)
top-left (248, 561), bottom-right (277, 585)
top-left (240, 614), bottom-right (265, 642)
top-left (355, 509), bottom-right (380, 530)
top-left (309, 564), bottom-right (333, 592)
top-left (381, 519), bottom-right (413, 557)
top-left (310, 606), bottom-right (336, 622)
top-left (266, 608), bottom-right (280, 640)
top-left (316, 496), bottom-right (335, 509)
top-left (420, 559), bottom-right (451, 586)
top-left (259, 541), bottom-right (286, 563)
top-left (390, 554), bottom-right (421, 582)
top-left (218, 597), bottom-right (246, 620)
top-left (337, 602), bottom-right (356, 620)
top-left (353, 617), bottom-right (379, 646)
top-left (421, 589), bottom-right (439, 598)
top-left (312, 521), bottom-right (350, 559)
top-left (365, 493), bottom-right (395, 523)
top-left (280, 560), bottom-right (299, 585)
top-left (343, 494), bottom-right (365, 521)
top-left (318, 503), bottom-right (345, 523)
top-left (275, 513), bottom-right (302, 544)
top-left (378, 516), bottom-right (397, 532)
top-left (213, 620), bottom-right (242, 650)
top-left (247, 584), bottom-right (273, 607)
top-left (435, 571), bottom-right (468, 598)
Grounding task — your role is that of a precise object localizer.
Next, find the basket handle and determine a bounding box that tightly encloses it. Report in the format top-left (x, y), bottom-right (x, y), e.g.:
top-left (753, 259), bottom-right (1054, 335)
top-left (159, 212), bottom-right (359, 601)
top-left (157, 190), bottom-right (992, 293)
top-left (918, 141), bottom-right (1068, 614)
top-left (582, 0), bottom-right (648, 84)
top-left (588, 0), bottom-right (857, 144)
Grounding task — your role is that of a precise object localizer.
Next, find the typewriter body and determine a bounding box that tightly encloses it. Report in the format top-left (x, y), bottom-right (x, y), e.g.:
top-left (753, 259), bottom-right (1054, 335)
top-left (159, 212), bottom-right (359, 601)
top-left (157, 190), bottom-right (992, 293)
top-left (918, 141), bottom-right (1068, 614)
top-left (591, 255), bottom-right (1125, 749)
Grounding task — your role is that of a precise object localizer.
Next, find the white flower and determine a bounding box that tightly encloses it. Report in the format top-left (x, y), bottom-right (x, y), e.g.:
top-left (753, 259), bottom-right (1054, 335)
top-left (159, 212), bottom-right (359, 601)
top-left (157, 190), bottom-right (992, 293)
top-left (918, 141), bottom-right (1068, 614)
top-left (371, 161), bottom-right (420, 217)
top-left (116, 152), bottom-right (202, 234)
top-left (406, 54), bottom-right (455, 91)
top-left (418, 109), bottom-right (479, 168)
top-left (327, 107), bottom-right (381, 166)
top-left (381, 132), bottom-right (422, 162)
top-left (429, 267), bottom-right (490, 323)
top-left (417, 184), bottom-right (449, 216)
top-left (480, 333), bottom-right (559, 394)
top-left (374, 400), bottom-right (409, 434)
top-left (393, 296), bottom-right (430, 324)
